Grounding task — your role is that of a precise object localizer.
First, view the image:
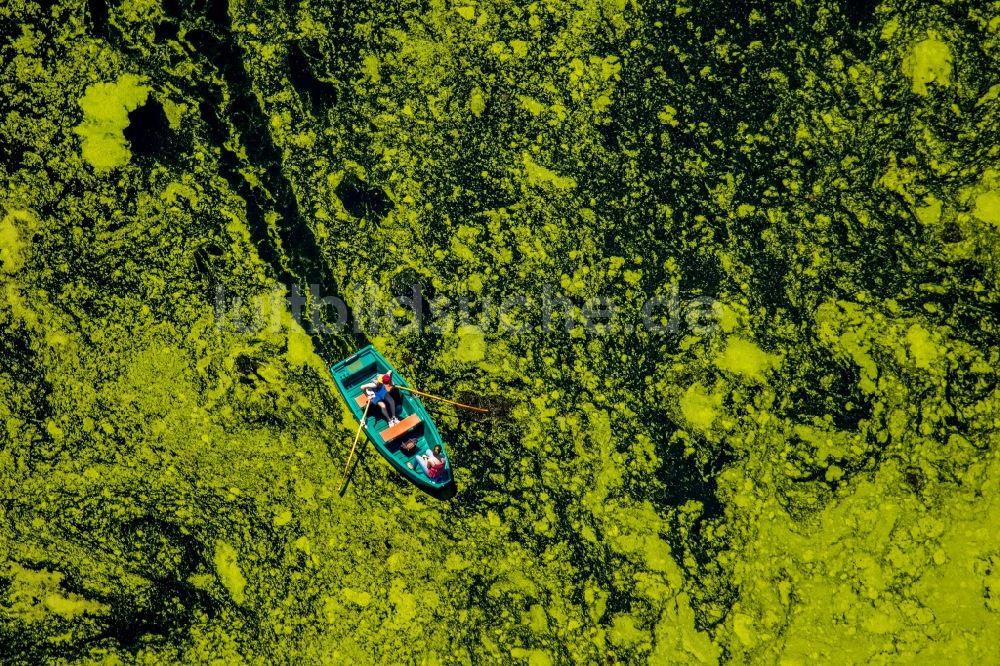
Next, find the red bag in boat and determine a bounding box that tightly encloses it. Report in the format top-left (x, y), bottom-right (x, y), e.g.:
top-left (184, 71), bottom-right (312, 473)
top-left (427, 461), bottom-right (446, 478)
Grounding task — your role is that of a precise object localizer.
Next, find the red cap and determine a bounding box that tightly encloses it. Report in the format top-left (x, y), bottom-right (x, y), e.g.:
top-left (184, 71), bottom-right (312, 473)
top-left (381, 372), bottom-right (393, 384)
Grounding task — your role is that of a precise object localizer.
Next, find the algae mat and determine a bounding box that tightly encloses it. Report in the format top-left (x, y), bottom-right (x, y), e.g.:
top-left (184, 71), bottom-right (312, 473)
top-left (2, 0), bottom-right (999, 663)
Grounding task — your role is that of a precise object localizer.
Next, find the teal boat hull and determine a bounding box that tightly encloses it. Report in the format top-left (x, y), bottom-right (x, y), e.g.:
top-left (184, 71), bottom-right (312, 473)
top-left (330, 345), bottom-right (452, 490)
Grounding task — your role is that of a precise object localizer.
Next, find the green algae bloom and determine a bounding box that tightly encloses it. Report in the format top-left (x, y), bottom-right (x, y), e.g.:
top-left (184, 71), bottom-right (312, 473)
top-left (903, 33), bottom-right (952, 96)
top-left (1, 0), bottom-right (999, 662)
top-left (74, 74), bottom-right (151, 169)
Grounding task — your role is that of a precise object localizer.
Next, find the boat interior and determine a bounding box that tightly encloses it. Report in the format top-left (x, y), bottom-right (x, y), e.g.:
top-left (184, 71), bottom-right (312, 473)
top-left (339, 358), bottom-right (447, 480)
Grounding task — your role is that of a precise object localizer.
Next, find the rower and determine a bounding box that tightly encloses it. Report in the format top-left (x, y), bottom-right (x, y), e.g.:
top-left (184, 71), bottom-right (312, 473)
top-left (361, 372), bottom-right (401, 426)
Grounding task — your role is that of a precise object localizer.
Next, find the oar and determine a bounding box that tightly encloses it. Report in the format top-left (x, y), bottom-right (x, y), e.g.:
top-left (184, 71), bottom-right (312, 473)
top-left (397, 386), bottom-right (489, 414)
top-left (338, 400), bottom-right (371, 494)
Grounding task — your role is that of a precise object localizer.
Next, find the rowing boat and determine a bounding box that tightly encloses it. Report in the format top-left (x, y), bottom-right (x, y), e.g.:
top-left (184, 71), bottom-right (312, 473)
top-left (330, 345), bottom-right (452, 490)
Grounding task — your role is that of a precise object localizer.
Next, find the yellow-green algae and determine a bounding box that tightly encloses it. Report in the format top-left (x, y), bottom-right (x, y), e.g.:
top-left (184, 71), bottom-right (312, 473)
top-left (902, 32), bottom-right (953, 96)
top-left (73, 74), bottom-right (151, 169)
top-left (2, 0), bottom-right (1000, 663)
top-left (973, 190), bottom-right (1000, 228)
top-left (0, 210), bottom-right (30, 274)
top-left (212, 540), bottom-right (248, 605)
top-left (714, 337), bottom-right (780, 382)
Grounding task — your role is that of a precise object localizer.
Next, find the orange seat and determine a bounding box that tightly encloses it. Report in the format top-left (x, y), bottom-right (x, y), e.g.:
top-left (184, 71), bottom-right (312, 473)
top-left (380, 414), bottom-right (421, 442)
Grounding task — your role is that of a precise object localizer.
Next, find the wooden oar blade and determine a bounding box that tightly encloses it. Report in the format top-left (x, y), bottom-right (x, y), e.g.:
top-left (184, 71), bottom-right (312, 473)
top-left (458, 392), bottom-right (515, 420)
